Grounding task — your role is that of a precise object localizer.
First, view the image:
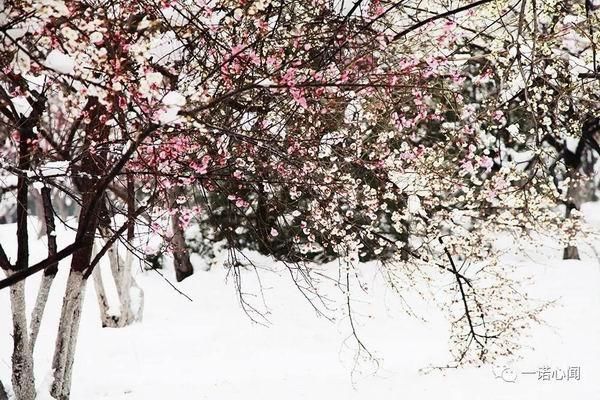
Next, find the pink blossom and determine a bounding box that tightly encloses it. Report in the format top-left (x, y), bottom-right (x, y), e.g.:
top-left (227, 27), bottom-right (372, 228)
top-left (479, 156), bottom-right (494, 171)
top-left (460, 160), bottom-right (474, 175)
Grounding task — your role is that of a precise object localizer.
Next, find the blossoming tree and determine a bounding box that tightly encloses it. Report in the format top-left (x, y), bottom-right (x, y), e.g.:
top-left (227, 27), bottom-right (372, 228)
top-left (0, 0), bottom-right (598, 399)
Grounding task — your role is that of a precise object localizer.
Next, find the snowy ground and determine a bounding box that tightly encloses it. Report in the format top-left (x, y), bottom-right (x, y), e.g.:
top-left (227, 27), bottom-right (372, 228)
top-left (1, 204), bottom-right (600, 399)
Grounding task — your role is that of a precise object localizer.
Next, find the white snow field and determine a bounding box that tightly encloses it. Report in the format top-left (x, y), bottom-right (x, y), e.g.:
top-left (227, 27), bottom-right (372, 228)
top-left (1, 204), bottom-right (600, 399)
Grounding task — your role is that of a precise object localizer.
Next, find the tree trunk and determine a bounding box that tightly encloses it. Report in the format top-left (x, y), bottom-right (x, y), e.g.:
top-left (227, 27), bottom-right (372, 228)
top-left (50, 96), bottom-right (108, 400)
top-left (125, 173), bottom-right (143, 322)
top-left (56, 192), bottom-right (69, 221)
top-left (106, 241), bottom-right (134, 326)
top-left (94, 204), bottom-right (144, 322)
top-left (563, 244), bottom-right (580, 260)
top-left (93, 260), bottom-right (144, 327)
top-left (91, 247), bottom-right (118, 328)
top-left (10, 108), bottom-right (39, 400)
top-left (169, 188), bottom-right (193, 282)
top-left (30, 186), bottom-right (59, 350)
top-left (92, 268), bottom-right (115, 325)
top-left (91, 237), bottom-right (143, 327)
top-left (0, 379), bottom-right (8, 400)
top-left (31, 188), bottom-right (46, 239)
top-left (50, 270), bottom-right (86, 400)
top-left (30, 274), bottom-right (54, 348)
top-left (50, 185), bottom-right (100, 399)
top-left (50, 216), bottom-right (97, 400)
top-left (563, 200), bottom-right (580, 260)
top-left (124, 249), bottom-right (144, 322)
top-left (9, 280), bottom-right (36, 400)
top-left (563, 170), bottom-right (589, 260)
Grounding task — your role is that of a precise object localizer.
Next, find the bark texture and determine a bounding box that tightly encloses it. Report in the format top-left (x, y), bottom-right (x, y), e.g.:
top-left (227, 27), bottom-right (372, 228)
top-left (51, 271), bottom-right (86, 400)
top-left (9, 281), bottom-right (35, 400)
top-left (92, 237), bottom-right (143, 327)
top-left (169, 188), bottom-right (194, 282)
top-left (0, 379), bottom-right (8, 400)
top-left (30, 186), bottom-right (59, 349)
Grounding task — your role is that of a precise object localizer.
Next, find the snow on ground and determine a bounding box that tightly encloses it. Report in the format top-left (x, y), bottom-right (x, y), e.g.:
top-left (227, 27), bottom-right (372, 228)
top-left (1, 204), bottom-right (600, 399)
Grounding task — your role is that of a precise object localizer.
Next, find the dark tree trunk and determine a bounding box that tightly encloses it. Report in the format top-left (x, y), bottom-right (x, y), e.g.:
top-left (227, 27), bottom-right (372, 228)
top-left (51, 176), bottom-right (102, 399)
top-left (10, 116), bottom-right (37, 400)
top-left (51, 101), bottom-right (108, 400)
top-left (30, 186), bottom-right (59, 349)
top-left (169, 187), bottom-right (194, 282)
top-left (0, 379), bottom-right (8, 400)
